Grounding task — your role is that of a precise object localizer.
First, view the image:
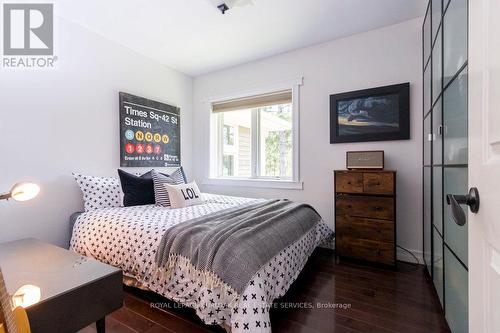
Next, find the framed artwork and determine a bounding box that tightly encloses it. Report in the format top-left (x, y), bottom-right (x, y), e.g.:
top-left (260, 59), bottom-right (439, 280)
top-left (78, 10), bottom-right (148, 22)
top-left (330, 83), bottom-right (410, 143)
top-left (119, 92), bottom-right (181, 167)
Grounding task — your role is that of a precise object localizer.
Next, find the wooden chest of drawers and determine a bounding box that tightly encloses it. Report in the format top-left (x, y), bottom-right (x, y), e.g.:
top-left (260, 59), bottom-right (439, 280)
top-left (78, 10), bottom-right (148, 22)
top-left (334, 170), bottom-right (396, 266)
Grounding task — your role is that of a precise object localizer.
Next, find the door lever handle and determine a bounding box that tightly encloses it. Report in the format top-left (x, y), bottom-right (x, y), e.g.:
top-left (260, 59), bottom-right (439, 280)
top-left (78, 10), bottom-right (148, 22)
top-left (446, 187), bottom-right (480, 226)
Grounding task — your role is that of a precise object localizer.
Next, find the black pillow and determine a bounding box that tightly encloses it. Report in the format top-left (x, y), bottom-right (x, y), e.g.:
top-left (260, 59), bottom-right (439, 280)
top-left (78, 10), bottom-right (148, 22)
top-left (118, 170), bottom-right (156, 207)
top-left (118, 168), bottom-right (188, 207)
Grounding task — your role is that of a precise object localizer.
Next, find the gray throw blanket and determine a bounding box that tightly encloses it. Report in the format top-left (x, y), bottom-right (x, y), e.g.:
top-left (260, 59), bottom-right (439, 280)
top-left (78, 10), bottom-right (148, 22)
top-left (155, 199), bottom-right (321, 295)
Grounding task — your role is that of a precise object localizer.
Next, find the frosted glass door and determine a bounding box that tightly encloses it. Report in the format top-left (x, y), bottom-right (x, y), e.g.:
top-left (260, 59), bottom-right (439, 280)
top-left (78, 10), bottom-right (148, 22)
top-left (441, 0), bottom-right (469, 331)
top-left (422, 0), bottom-right (468, 331)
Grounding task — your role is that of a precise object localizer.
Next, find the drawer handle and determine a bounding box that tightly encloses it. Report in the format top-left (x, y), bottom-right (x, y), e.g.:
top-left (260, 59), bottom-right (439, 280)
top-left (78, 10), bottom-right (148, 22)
top-left (376, 182), bottom-right (381, 185)
top-left (373, 206), bottom-right (382, 211)
top-left (347, 182), bottom-right (352, 185)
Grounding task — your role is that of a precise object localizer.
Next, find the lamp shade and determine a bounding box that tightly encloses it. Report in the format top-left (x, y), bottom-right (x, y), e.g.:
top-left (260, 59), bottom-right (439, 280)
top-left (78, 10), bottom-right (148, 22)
top-left (12, 285), bottom-right (41, 308)
top-left (10, 183), bottom-right (40, 202)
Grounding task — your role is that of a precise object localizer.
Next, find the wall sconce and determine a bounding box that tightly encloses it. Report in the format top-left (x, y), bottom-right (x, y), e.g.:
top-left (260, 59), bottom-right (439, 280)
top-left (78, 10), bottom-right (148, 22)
top-left (0, 183), bottom-right (40, 202)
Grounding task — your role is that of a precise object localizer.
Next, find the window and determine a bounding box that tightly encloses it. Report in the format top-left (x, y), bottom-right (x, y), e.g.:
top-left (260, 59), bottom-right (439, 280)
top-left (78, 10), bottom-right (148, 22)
top-left (210, 89), bottom-right (298, 184)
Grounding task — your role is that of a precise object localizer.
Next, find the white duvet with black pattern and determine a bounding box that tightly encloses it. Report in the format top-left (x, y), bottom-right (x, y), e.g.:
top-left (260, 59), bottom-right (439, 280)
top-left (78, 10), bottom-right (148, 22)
top-left (70, 193), bottom-right (332, 333)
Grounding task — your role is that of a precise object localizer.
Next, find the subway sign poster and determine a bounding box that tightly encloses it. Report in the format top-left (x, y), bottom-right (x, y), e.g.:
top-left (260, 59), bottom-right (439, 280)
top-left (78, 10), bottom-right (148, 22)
top-left (119, 92), bottom-right (181, 167)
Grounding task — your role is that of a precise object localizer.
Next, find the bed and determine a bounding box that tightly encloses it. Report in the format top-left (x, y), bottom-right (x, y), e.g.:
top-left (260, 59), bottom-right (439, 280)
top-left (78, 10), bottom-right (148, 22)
top-left (70, 193), bottom-right (333, 333)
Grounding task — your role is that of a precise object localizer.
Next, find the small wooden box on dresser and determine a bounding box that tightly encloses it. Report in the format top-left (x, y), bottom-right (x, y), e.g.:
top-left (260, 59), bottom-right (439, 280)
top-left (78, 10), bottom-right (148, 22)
top-left (334, 170), bottom-right (396, 267)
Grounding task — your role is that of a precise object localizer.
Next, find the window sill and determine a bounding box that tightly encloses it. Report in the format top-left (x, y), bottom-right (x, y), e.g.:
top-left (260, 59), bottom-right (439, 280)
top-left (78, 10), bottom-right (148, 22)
top-left (203, 177), bottom-right (303, 190)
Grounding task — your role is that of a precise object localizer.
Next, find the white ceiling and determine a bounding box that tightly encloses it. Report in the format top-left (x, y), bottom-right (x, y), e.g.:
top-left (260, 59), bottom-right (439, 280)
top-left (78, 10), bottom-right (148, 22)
top-left (56, 0), bottom-right (426, 76)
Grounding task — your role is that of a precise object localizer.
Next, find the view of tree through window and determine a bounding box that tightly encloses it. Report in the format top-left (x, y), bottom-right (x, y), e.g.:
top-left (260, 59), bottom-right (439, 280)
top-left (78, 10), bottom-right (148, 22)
top-left (260, 104), bottom-right (293, 178)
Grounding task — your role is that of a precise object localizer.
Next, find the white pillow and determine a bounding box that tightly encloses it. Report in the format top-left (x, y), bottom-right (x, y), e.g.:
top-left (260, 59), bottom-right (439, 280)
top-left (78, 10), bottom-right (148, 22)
top-left (163, 181), bottom-right (203, 208)
top-left (73, 173), bottom-right (123, 211)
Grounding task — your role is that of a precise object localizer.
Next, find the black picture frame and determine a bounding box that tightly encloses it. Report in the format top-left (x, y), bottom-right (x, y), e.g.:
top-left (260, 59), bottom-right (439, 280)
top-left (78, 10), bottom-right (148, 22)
top-left (330, 83), bottom-right (410, 144)
top-left (119, 92), bottom-right (181, 167)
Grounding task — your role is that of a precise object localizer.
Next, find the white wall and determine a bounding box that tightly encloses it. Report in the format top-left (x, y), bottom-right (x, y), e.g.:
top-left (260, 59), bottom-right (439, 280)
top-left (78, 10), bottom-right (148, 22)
top-left (0, 18), bottom-right (193, 247)
top-left (192, 18), bottom-right (423, 260)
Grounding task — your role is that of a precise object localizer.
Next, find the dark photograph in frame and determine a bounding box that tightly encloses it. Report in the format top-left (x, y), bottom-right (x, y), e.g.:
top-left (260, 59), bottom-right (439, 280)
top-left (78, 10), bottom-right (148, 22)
top-left (330, 83), bottom-right (410, 143)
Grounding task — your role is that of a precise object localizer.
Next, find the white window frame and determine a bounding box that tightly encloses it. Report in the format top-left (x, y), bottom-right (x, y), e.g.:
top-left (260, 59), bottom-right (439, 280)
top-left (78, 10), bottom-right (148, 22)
top-left (204, 77), bottom-right (303, 190)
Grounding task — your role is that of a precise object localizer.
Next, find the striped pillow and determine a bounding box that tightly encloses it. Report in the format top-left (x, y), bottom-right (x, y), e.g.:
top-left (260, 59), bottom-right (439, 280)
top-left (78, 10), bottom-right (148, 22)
top-left (152, 168), bottom-right (186, 206)
top-left (169, 166), bottom-right (187, 184)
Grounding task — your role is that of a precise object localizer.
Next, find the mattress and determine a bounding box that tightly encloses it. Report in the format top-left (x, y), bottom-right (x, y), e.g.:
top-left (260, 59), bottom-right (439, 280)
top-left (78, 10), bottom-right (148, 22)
top-left (70, 193), bottom-right (332, 333)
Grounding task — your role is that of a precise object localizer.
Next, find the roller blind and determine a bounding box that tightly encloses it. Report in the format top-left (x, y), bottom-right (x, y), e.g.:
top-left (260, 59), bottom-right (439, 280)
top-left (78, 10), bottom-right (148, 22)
top-left (212, 89), bottom-right (292, 113)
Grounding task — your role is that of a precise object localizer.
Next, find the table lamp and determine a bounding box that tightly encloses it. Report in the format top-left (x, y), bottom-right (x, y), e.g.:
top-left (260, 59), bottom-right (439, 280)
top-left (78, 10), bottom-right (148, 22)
top-left (0, 183), bottom-right (40, 202)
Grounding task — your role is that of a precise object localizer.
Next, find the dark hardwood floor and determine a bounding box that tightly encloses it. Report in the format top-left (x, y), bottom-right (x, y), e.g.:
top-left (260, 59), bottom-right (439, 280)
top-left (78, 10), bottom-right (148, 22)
top-left (80, 249), bottom-right (450, 333)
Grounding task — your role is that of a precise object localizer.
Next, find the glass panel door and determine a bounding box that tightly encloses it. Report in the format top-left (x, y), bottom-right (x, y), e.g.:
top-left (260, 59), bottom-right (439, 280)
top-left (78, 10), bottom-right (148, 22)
top-left (423, 0), bottom-right (468, 331)
top-left (442, 0), bottom-right (468, 331)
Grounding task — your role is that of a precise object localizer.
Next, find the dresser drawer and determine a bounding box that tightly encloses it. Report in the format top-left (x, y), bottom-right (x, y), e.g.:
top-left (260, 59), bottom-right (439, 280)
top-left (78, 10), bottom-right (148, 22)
top-left (363, 172), bottom-right (394, 195)
top-left (336, 237), bottom-right (395, 265)
top-left (335, 172), bottom-right (363, 193)
top-left (336, 215), bottom-right (394, 243)
top-left (336, 195), bottom-right (394, 220)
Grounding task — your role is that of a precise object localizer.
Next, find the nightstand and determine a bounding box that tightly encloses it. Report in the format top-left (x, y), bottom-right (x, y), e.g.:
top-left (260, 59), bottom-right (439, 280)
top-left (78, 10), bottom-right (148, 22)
top-left (0, 238), bottom-right (123, 333)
